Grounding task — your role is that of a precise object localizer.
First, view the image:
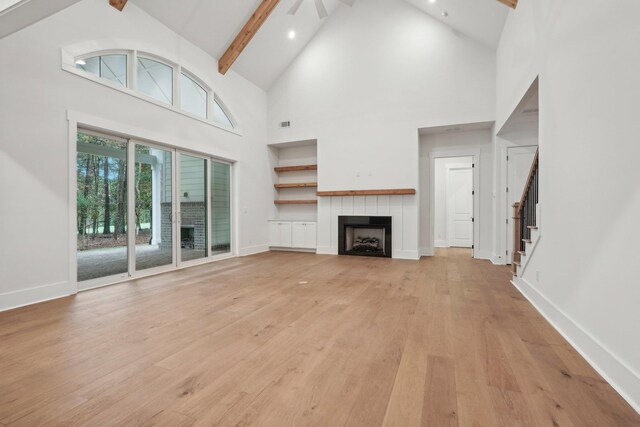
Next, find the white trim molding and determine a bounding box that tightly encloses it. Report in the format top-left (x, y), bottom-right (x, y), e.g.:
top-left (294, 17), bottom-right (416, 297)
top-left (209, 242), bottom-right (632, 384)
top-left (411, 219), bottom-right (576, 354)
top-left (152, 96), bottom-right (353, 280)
top-left (427, 148), bottom-right (481, 258)
top-left (239, 244), bottom-right (270, 257)
top-left (0, 281), bottom-right (74, 313)
top-left (61, 41), bottom-right (241, 136)
top-left (512, 276), bottom-right (640, 414)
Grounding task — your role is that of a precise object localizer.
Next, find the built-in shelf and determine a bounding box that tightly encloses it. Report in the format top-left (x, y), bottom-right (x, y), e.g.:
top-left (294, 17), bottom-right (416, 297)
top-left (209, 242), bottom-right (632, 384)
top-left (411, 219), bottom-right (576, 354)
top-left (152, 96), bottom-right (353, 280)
top-left (317, 188), bottom-right (416, 197)
top-left (274, 182), bottom-right (318, 189)
top-left (274, 164), bottom-right (318, 173)
top-left (274, 200), bottom-right (318, 205)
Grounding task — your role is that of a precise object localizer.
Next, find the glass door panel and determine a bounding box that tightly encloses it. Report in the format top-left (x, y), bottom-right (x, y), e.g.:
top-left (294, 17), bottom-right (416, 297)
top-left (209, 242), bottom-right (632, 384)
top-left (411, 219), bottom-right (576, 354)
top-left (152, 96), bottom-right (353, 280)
top-left (179, 153), bottom-right (208, 263)
top-left (76, 132), bottom-right (128, 283)
top-left (210, 161), bottom-right (231, 255)
top-left (134, 144), bottom-right (174, 272)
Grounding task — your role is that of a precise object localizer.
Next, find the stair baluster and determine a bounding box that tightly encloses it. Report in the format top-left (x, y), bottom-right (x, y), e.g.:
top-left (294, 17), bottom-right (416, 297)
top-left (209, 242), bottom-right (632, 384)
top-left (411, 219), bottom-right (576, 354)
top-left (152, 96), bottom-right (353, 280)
top-left (512, 148), bottom-right (539, 275)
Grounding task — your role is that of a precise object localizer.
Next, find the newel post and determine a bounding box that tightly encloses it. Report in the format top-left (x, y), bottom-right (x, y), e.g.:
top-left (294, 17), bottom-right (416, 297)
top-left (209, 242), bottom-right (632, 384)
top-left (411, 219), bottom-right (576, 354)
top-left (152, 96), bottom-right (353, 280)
top-left (512, 203), bottom-right (521, 275)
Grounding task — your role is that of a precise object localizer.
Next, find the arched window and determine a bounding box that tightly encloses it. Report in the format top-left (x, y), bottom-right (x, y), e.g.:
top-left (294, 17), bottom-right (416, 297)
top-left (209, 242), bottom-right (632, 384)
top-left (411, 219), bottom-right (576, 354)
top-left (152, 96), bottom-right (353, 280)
top-left (181, 72), bottom-right (207, 119)
top-left (70, 49), bottom-right (236, 130)
top-left (137, 56), bottom-right (173, 105)
top-left (213, 98), bottom-right (234, 129)
top-left (76, 54), bottom-right (127, 87)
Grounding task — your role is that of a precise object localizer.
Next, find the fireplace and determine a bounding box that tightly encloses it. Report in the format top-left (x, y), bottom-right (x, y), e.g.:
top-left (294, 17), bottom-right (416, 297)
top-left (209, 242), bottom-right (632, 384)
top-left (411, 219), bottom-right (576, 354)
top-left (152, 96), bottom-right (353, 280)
top-left (338, 216), bottom-right (392, 258)
top-left (181, 225), bottom-right (195, 249)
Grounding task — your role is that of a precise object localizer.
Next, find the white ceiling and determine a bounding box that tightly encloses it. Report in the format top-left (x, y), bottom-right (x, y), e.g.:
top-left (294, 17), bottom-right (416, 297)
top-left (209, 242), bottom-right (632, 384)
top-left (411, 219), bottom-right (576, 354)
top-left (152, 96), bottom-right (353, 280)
top-left (1, 0), bottom-right (509, 90)
top-left (132, 0), bottom-right (345, 90)
top-left (0, 0), bottom-right (83, 39)
top-left (133, 0), bottom-right (509, 90)
top-left (403, 0), bottom-right (509, 49)
top-left (497, 78), bottom-right (539, 136)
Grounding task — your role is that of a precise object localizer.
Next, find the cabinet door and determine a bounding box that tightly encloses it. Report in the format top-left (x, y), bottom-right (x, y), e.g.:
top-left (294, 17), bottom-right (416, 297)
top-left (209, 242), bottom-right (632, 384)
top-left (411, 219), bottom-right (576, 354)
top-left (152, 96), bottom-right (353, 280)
top-left (280, 222), bottom-right (292, 247)
top-left (269, 222), bottom-right (281, 247)
top-left (291, 222), bottom-right (306, 248)
top-left (304, 222), bottom-right (317, 249)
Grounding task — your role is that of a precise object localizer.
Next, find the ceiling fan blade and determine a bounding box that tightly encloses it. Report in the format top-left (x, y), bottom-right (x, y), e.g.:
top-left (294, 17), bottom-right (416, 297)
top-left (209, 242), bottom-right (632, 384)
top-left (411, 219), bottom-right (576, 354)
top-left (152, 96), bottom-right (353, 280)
top-left (288, 0), bottom-right (304, 15)
top-left (314, 0), bottom-right (328, 19)
top-left (339, 0), bottom-right (356, 6)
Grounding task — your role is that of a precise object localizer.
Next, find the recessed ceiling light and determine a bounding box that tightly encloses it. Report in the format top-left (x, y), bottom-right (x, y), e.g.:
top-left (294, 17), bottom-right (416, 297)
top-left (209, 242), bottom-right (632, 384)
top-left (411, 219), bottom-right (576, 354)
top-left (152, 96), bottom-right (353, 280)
top-left (288, 30), bottom-right (296, 40)
top-left (428, 0), bottom-right (436, 3)
top-left (75, 59), bottom-right (86, 66)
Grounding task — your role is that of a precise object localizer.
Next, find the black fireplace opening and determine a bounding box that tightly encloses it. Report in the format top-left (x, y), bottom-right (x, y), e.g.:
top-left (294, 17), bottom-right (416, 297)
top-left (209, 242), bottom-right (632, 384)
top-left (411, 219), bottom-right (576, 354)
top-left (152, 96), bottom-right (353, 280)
top-left (338, 216), bottom-right (392, 258)
top-left (181, 225), bottom-right (195, 249)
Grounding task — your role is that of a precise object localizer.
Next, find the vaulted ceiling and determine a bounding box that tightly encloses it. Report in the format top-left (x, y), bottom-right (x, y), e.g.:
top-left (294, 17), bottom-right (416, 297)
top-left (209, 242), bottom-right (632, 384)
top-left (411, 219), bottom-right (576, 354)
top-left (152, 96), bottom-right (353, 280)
top-left (132, 0), bottom-right (509, 90)
top-left (0, 0), bottom-right (510, 91)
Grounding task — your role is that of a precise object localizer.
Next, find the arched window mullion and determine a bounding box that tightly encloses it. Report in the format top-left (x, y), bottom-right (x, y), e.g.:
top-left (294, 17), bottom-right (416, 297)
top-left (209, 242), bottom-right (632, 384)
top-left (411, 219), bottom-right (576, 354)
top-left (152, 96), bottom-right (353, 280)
top-left (69, 47), bottom-right (239, 132)
top-left (130, 50), bottom-right (138, 91)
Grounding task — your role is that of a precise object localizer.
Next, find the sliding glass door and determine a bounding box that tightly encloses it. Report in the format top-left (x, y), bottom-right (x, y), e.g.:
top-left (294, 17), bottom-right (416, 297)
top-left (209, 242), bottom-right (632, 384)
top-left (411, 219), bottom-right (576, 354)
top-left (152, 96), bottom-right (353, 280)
top-left (178, 153), bottom-right (208, 264)
top-left (210, 160), bottom-right (231, 256)
top-left (76, 132), bottom-right (129, 286)
top-left (76, 130), bottom-right (233, 290)
top-left (134, 143), bottom-right (175, 273)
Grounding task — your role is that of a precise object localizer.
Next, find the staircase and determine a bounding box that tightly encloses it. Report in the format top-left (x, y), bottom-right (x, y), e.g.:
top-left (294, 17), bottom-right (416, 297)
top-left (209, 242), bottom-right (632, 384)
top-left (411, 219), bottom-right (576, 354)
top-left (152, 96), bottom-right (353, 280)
top-left (512, 148), bottom-right (539, 277)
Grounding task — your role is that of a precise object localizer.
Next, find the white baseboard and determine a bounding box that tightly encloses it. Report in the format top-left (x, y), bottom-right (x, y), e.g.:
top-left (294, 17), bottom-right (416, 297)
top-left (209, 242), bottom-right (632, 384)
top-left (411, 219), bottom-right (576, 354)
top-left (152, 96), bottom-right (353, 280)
top-left (269, 247), bottom-right (316, 253)
top-left (435, 240), bottom-right (449, 248)
top-left (512, 276), bottom-right (640, 414)
top-left (393, 250), bottom-right (420, 260)
top-left (239, 244), bottom-right (270, 257)
top-left (491, 254), bottom-right (507, 265)
top-left (315, 246), bottom-right (337, 255)
top-left (419, 247), bottom-right (434, 257)
top-left (315, 246), bottom-right (419, 260)
top-left (473, 250), bottom-right (492, 260)
top-left (0, 281), bottom-right (75, 313)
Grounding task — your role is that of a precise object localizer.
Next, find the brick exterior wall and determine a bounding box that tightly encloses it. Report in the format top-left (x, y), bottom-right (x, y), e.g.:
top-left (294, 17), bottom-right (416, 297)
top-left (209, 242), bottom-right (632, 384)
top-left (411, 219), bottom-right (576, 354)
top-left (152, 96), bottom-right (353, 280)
top-left (160, 202), bottom-right (207, 250)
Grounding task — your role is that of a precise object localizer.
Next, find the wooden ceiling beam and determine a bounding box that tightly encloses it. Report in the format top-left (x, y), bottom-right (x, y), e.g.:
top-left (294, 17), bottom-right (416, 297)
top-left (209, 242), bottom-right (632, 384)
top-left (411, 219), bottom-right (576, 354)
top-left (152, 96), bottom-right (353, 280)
top-left (109, 0), bottom-right (128, 11)
top-left (496, 0), bottom-right (517, 9)
top-left (218, 0), bottom-right (280, 75)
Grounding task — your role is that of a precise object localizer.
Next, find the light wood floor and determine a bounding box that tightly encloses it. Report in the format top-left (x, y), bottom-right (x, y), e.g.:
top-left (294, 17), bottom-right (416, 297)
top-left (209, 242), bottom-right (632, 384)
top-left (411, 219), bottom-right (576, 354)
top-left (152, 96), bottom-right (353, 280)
top-left (0, 249), bottom-right (638, 426)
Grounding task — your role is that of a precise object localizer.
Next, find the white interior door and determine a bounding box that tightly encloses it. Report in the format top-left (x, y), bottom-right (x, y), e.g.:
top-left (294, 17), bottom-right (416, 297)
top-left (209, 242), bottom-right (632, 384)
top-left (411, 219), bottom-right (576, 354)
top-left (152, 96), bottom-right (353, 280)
top-left (506, 146), bottom-right (537, 262)
top-left (448, 167), bottom-right (474, 248)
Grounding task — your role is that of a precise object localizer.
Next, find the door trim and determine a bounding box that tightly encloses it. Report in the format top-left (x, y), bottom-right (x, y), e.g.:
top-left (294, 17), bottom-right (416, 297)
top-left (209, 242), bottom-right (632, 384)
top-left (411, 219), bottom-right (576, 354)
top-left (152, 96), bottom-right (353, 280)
top-left (446, 163), bottom-right (474, 248)
top-left (427, 149), bottom-right (481, 258)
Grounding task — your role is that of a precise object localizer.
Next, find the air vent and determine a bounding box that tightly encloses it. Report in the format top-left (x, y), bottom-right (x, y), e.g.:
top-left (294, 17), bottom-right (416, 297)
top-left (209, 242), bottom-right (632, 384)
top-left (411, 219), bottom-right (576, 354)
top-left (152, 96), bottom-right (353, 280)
top-left (280, 121), bottom-right (291, 128)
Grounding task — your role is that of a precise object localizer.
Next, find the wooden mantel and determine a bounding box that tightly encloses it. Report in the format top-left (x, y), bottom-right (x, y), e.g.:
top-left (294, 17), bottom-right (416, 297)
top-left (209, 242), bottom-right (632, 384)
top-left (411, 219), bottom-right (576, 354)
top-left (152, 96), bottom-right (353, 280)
top-left (317, 189), bottom-right (416, 197)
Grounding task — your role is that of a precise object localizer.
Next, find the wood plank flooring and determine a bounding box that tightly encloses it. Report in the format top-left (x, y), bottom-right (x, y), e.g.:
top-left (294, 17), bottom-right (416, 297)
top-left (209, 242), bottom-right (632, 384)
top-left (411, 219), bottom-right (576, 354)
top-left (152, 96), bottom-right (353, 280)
top-left (0, 249), bottom-right (638, 426)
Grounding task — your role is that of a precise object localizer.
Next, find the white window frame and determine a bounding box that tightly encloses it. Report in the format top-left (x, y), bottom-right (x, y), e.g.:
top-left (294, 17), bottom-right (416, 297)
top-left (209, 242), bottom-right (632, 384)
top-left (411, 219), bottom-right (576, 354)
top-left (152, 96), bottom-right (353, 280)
top-left (61, 46), bottom-right (241, 135)
top-left (135, 52), bottom-right (177, 107)
top-left (68, 110), bottom-right (238, 293)
top-left (179, 68), bottom-right (210, 120)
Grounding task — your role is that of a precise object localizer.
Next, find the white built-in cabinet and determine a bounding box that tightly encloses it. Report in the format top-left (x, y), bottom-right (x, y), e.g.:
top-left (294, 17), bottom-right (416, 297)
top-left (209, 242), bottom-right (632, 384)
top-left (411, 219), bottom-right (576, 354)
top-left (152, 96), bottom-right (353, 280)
top-left (269, 221), bottom-right (292, 248)
top-left (292, 222), bottom-right (317, 249)
top-left (269, 221), bottom-right (316, 250)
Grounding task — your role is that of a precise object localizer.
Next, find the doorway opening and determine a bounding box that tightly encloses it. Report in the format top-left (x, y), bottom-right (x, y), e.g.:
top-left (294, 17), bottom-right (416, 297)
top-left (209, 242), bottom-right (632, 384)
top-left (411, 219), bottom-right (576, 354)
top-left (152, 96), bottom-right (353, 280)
top-left (434, 157), bottom-right (474, 250)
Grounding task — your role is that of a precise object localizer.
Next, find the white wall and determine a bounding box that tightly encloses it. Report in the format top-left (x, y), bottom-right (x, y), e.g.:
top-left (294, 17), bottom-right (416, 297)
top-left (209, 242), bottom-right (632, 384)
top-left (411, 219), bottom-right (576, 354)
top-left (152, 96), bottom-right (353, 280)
top-left (419, 128), bottom-right (494, 259)
top-left (268, 0), bottom-right (496, 257)
top-left (434, 156), bottom-right (473, 247)
top-left (0, 0), bottom-right (271, 311)
top-left (498, 0), bottom-right (640, 411)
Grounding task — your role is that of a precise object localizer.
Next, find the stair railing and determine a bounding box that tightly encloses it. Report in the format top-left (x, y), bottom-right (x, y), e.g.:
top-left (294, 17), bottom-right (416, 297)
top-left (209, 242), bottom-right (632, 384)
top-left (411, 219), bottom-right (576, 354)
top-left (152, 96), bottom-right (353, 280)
top-left (512, 148), bottom-right (539, 274)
